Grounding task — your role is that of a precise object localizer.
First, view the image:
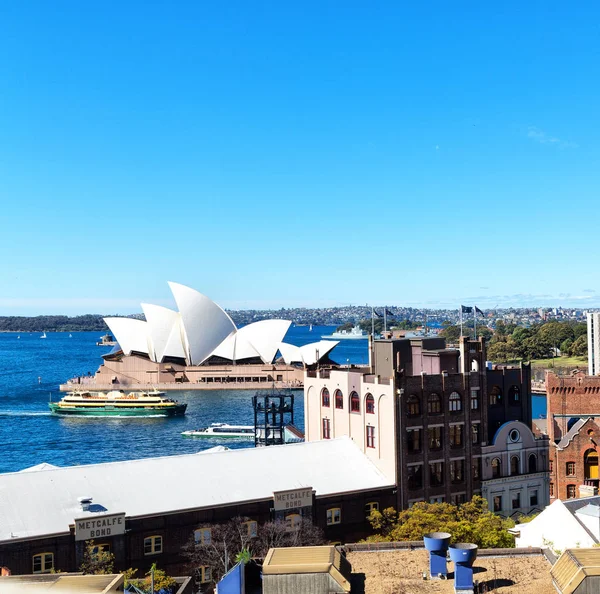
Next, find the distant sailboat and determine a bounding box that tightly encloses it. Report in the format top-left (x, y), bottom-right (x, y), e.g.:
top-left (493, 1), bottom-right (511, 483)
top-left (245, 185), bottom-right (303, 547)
top-left (17, 335), bottom-right (20, 339)
top-left (309, 324), bottom-right (313, 332)
top-left (69, 334), bottom-right (72, 338)
top-left (40, 332), bottom-right (47, 339)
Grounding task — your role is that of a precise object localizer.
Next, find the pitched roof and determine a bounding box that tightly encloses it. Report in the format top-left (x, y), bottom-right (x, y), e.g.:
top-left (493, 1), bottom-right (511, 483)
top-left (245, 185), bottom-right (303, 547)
top-left (0, 437), bottom-right (392, 543)
top-left (552, 549), bottom-right (600, 594)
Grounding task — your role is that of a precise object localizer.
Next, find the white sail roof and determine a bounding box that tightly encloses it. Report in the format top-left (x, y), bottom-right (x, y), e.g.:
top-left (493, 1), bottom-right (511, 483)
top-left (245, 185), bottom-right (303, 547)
top-left (278, 342), bottom-right (304, 364)
top-left (103, 318), bottom-right (150, 356)
top-left (300, 340), bottom-right (339, 365)
top-left (141, 303), bottom-right (186, 363)
top-left (168, 282), bottom-right (236, 365)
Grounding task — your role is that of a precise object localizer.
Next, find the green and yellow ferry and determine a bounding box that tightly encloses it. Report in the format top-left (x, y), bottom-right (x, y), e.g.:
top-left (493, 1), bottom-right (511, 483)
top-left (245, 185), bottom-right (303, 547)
top-left (49, 389), bottom-right (187, 417)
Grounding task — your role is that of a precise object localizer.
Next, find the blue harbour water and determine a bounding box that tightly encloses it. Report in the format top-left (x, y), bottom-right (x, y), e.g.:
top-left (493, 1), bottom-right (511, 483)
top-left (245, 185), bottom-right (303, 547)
top-left (0, 328), bottom-right (546, 474)
top-left (0, 326), bottom-right (368, 473)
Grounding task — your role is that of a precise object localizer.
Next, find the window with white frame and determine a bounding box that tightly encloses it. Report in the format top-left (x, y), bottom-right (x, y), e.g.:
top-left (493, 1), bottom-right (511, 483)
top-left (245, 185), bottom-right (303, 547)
top-left (144, 535), bottom-right (163, 555)
top-left (364, 502), bottom-right (379, 517)
top-left (32, 553), bottom-right (54, 574)
top-left (285, 513), bottom-right (301, 531)
top-left (327, 507), bottom-right (341, 525)
top-left (198, 566), bottom-right (211, 583)
top-left (244, 520), bottom-right (258, 538)
top-left (194, 527), bottom-right (211, 545)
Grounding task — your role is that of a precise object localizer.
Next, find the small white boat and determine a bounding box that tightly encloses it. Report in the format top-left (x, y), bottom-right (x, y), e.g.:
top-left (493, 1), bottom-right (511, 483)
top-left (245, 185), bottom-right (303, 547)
top-left (182, 423), bottom-right (255, 439)
top-left (69, 334), bottom-right (72, 338)
top-left (40, 332), bottom-right (47, 339)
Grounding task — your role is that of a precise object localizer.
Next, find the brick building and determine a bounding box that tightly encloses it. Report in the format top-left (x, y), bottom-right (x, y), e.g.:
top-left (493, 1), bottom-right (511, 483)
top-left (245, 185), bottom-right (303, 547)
top-left (304, 335), bottom-right (543, 513)
top-left (546, 371), bottom-right (600, 502)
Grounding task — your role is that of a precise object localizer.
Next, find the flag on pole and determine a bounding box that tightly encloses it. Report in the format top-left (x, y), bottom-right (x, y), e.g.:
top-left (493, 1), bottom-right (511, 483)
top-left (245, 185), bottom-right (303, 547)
top-left (373, 310), bottom-right (383, 318)
top-left (475, 306), bottom-right (484, 316)
top-left (385, 308), bottom-right (395, 317)
top-left (461, 305), bottom-right (473, 314)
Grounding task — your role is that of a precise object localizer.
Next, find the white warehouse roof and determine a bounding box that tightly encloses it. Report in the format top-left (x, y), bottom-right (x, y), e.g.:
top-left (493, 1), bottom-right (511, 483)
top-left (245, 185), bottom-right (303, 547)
top-left (103, 282), bottom-right (338, 366)
top-left (0, 437), bottom-right (393, 543)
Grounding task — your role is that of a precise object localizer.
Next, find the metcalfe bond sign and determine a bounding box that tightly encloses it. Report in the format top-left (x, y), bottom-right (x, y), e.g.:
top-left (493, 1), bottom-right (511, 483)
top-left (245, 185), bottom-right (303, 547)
top-left (273, 487), bottom-right (313, 511)
top-left (74, 513), bottom-right (126, 541)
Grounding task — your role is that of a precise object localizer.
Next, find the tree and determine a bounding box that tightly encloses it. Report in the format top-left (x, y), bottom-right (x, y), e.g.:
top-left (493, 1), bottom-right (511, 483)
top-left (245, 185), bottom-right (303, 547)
top-left (365, 496), bottom-right (514, 548)
top-left (182, 516), bottom-right (324, 588)
top-left (336, 322), bottom-right (354, 332)
top-left (571, 334), bottom-right (588, 357)
top-left (80, 541), bottom-right (115, 575)
top-left (439, 325), bottom-right (461, 343)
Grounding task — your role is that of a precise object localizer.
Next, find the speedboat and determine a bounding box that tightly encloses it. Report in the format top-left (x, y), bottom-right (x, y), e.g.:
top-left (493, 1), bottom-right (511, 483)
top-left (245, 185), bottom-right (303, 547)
top-left (49, 389), bottom-right (187, 417)
top-left (182, 423), bottom-right (254, 439)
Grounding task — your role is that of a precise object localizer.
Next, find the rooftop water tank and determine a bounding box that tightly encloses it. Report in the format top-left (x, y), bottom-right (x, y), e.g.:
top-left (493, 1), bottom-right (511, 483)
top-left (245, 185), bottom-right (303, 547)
top-left (423, 532), bottom-right (451, 578)
top-left (449, 543), bottom-right (478, 592)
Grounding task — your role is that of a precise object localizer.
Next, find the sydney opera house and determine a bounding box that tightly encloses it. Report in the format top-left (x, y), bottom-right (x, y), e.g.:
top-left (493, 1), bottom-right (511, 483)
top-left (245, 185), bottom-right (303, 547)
top-left (61, 282), bottom-right (340, 391)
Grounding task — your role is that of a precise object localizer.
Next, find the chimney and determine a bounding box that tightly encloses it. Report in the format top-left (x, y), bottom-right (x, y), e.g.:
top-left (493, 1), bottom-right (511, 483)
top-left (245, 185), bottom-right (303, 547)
top-left (78, 496), bottom-right (93, 512)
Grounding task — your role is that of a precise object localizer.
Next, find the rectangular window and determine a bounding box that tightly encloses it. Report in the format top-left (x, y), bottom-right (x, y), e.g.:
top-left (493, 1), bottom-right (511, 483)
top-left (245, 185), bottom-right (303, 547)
top-left (407, 428), bottom-right (421, 453)
top-left (428, 426), bottom-right (443, 451)
top-left (530, 490), bottom-right (538, 507)
top-left (285, 514), bottom-right (301, 531)
top-left (32, 553), bottom-right (54, 574)
top-left (472, 458), bottom-right (481, 480)
top-left (144, 535), bottom-right (163, 555)
top-left (366, 425), bottom-right (376, 448)
top-left (327, 507), bottom-right (341, 525)
top-left (244, 521), bottom-right (258, 538)
top-left (567, 484), bottom-right (577, 499)
top-left (194, 528), bottom-right (211, 545)
top-left (549, 460), bottom-right (553, 473)
top-left (322, 418), bottom-right (330, 439)
top-left (470, 389), bottom-right (479, 410)
top-left (408, 465), bottom-right (423, 490)
top-left (566, 461), bottom-right (576, 476)
top-left (450, 459), bottom-right (465, 483)
top-left (452, 493), bottom-right (467, 505)
top-left (550, 482), bottom-right (555, 497)
top-left (472, 423), bottom-right (480, 445)
top-left (429, 462), bottom-right (444, 487)
top-left (199, 566), bottom-right (211, 583)
top-left (449, 425), bottom-right (463, 448)
top-left (493, 495), bottom-right (502, 512)
top-left (365, 502), bottom-right (379, 517)
top-left (512, 492), bottom-right (521, 509)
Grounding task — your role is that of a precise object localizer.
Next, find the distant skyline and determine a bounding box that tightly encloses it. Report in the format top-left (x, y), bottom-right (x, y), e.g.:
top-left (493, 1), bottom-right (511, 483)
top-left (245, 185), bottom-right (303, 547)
top-left (1, 1), bottom-right (599, 315)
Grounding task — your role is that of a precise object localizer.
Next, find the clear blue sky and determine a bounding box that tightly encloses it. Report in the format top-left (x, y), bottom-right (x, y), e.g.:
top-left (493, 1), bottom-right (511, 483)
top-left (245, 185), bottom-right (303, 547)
top-left (1, 1), bottom-right (599, 315)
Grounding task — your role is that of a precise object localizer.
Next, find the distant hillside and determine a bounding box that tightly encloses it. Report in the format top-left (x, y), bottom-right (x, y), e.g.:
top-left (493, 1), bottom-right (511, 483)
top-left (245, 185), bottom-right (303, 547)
top-left (0, 315), bottom-right (125, 332)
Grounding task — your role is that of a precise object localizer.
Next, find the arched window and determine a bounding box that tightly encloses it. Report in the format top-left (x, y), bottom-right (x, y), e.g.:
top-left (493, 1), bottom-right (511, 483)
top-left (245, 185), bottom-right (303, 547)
top-left (335, 390), bottom-right (343, 409)
top-left (321, 388), bottom-right (330, 407)
top-left (528, 453), bottom-right (537, 474)
top-left (428, 393), bottom-right (442, 414)
top-left (491, 457), bottom-right (501, 478)
top-left (511, 455), bottom-right (520, 475)
top-left (509, 385), bottom-right (520, 405)
top-left (449, 391), bottom-right (462, 412)
top-left (365, 393), bottom-right (375, 414)
top-left (585, 449), bottom-right (598, 480)
top-left (489, 386), bottom-right (502, 406)
top-left (350, 391), bottom-right (360, 412)
top-left (407, 394), bottom-right (420, 416)
top-left (471, 358), bottom-right (479, 372)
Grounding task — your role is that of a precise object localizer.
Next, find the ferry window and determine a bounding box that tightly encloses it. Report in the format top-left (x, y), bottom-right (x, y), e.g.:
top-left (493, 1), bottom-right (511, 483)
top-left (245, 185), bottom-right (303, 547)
top-left (244, 521), bottom-right (258, 538)
top-left (321, 388), bottom-right (330, 407)
top-left (350, 391), bottom-right (360, 412)
top-left (144, 535), bottom-right (163, 555)
top-left (198, 566), bottom-right (211, 583)
top-left (366, 425), bottom-right (376, 448)
top-left (365, 393), bottom-right (375, 414)
top-left (326, 507), bottom-right (341, 525)
top-left (194, 528), bottom-right (211, 545)
top-left (32, 552), bottom-right (54, 574)
top-left (449, 391), bottom-right (462, 412)
top-left (285, 514), bottom-right (301, 531)
top-left (334, 390), bottom-right (343, 409)
top-left (364, 502), bottom-right (379, 517)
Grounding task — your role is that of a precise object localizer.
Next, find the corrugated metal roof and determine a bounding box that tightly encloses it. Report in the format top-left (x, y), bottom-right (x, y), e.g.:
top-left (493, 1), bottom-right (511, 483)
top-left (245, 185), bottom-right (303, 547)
top-left (0, 437), bottom-right (392, 543)
top-left (551, 549), bottom-right (600, 594)
top-left (0, 574), bottom-right (123, 593)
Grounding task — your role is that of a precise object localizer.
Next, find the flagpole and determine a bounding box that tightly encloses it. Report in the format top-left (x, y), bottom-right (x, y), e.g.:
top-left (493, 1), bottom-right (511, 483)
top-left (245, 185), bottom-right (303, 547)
top-left (384, 308), bottom-right (387, 333)
top-left (371, 306), bottom-right (374, 337)
top-left (474, 306), bottom-right (477, 340)
top-left (460, 306), bottom-right (463, 338)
